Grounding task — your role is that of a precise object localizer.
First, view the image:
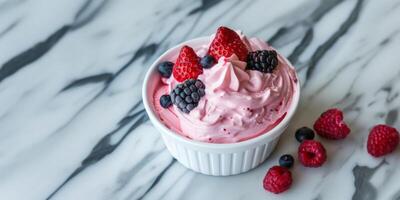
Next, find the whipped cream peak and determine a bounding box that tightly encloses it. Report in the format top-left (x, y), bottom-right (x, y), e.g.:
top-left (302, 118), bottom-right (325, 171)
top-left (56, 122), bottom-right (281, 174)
top-left (204, 54), bottom-right (249, 92)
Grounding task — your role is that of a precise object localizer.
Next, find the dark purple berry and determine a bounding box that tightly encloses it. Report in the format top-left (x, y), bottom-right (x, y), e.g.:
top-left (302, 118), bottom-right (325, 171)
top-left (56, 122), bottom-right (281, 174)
top-left (279, 154), bottom-right (294, 168)
top-left (160, 95), bottom-right (172, 108)
top-left (200, 55), bottom-right (215, 69)
top-left (170, 79), bottom-right (205, 113)
top-left (247, 50), bottom-right (278, 73)
top-left (295, 127), bottom-right (315, 143)
top-left (157, 61), bottom-right (174, 78)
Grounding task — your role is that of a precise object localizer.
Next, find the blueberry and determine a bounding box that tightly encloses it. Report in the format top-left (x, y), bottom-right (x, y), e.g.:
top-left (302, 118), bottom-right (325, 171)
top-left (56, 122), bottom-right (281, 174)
top-left (279, 154), bottom-right (294, 168)
top-left (295, 127), bottom-right (315, 143)
top-left (200, 55), bottom-right (215, 69)
top-left (160, 95), bottom-right (172, 108)
top-left (157, 61), bottom-right (174, 78)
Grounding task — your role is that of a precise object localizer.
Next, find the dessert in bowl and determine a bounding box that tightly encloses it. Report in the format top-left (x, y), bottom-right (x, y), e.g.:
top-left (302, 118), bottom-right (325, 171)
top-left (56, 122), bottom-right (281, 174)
top-left (143, 27), bottom-right (300, 176)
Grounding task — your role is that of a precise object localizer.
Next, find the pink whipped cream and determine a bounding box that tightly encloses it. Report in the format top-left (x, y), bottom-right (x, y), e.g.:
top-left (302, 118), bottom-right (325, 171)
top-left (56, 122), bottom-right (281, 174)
top-left (153, 32), bottom-right (298, 143)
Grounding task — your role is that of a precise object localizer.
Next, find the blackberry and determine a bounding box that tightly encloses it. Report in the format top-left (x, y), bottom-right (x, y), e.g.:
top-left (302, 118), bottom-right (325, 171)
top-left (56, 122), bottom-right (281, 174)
top-left (200, 55), bottom-right (215, 69)
top-left (247, 50), bottom-right (278, 73)
top-left (170, 79), bottom-right (205, 113)
top-left (157, 61), bottom-right (174, 78)
top-left (279, 154), bottom-right (294, 168)
top-left (295, 127), bottom-right (315, 143)
top-left (160, 94), bottom-right (172, 108)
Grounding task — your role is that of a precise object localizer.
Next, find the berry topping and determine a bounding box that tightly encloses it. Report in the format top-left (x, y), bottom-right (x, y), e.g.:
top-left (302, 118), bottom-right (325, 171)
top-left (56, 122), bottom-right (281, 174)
top-left (367, 124), bottom-right (399, 157)
top-left (313, 108), bottom-right (350, 140)
top-left (208, 26), bottom-right (248, 62)
top-left (247, 50), bottom-right (278, 73)
top-left (279, 154), bottom-right (294, 168)
top-left (263, 166), bottom-right (292, 194)
top-left (295, 127), bottom-right (315, 143)
top-left (157, 61), bottom-right (174, 78)
top-left (298, 140), bottom-right (327, 168)
top-left (160, 94), bottom-right (172, 108)
top-left (170, 79), bottom-right (205, 113)
top-left (200, 55), bottom-right (215, 69)
top-left (172, 45), bottom-right (203, 82)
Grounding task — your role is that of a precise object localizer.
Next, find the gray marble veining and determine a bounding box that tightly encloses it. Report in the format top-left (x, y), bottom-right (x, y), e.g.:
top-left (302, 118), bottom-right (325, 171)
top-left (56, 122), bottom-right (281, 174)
top-left (1, 0), bottom-right (400, 199)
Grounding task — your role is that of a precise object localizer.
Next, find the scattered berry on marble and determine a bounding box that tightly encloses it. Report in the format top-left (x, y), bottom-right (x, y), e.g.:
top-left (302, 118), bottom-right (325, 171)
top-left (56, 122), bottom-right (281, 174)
top-left (279, 154), bottom-right (294, 168)
top-left (263, 166), bottom-right (292, 194)
top-left (172, 45), bottom-right (203, 82)
top-left (247, 50), bottom-right (278, 73)
top-left (313, 108), bottom-right (350, 140)
top-left (295, 127), bottom-right (315, 143)
top-left (367, 124), bottom-right (399, 157)
top-left (208, 26), bottom-right (249, 62)
top-left (157, 61), bottom-right (174, 78)
top-left (160, 94), bottom-right (172, 108)
top-left (298, 140), bottom-right (327, 168)
top-left (170, 79), bottom-right (205, 113)
top-left (200, 55), bottom-right (215, 69)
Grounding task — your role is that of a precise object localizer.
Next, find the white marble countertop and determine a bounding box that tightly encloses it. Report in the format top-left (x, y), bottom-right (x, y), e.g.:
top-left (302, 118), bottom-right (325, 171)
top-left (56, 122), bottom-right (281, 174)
top-left (1, 0), bottom-right (400, 199)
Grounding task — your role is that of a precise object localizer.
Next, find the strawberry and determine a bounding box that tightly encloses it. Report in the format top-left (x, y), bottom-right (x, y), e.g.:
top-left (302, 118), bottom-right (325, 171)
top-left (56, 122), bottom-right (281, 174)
top-left (172, 45), bottom-right (203, 82)
top-left (208, 26), bottom-right (248, 61)
top-left (313, 108), bottom-right (351, 140)
top-left (367, 124), bottom-right (399, 157)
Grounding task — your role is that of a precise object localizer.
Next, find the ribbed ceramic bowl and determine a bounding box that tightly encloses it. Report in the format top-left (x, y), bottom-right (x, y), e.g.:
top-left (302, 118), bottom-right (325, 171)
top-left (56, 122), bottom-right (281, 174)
top-left (143, 37), bottom-right (300, 176)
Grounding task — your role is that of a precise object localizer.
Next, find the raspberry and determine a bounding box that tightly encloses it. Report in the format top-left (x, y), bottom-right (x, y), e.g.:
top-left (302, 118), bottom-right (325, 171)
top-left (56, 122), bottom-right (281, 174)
top-left (172, 45), bottom-right (203, 82)
top-left (208, 26), bottom-right (249, 62)
top-left (247, 50), bottom-right (278, 73)
top-left (313, 108), bottom-right (350, 140)
top-left (367, 124), bottom-right (399, 157)
top-left (263, 166), bottom-right (292, 194)
top-left (298, 140), bottom-right (327, 167)
top-left (170, 79), bottom-right (205, 113)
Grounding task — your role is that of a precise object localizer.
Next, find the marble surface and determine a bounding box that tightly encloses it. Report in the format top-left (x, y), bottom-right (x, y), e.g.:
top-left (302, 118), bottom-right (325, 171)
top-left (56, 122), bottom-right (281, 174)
top-left (1, 0), bottom-right (400, 199)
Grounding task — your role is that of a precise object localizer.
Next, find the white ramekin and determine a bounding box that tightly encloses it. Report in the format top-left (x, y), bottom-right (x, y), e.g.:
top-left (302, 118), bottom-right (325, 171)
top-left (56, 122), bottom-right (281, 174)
top-left (143, 37), bottom-right (300, 176)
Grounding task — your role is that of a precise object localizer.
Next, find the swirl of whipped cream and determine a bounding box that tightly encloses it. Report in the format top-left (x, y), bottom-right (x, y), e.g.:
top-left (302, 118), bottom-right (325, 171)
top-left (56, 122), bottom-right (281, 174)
top-left (154, 34), bottom-right (297, 143)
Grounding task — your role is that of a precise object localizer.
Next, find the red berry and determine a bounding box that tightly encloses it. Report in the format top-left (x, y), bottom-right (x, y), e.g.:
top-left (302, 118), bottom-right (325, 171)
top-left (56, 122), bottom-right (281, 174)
top-left (172, 45), bottom-right (203, 82)
top-left (298, 140), bottom-right (327, 167)
top-left (313, 108), bottom-right (350, 140)
top-left (263, 166), bottom-right (292, 194)
top-left (208, 26), bottom-right (248, 61)
top-left (367, 124), bottom-right (399, 157)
